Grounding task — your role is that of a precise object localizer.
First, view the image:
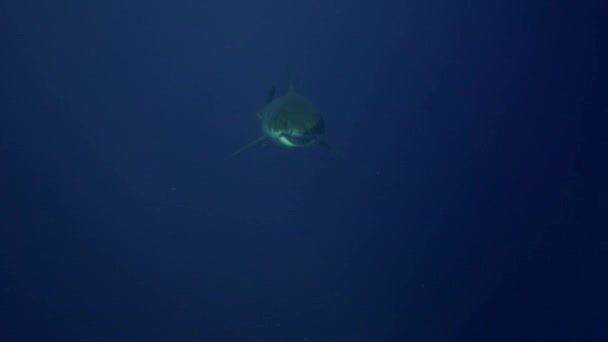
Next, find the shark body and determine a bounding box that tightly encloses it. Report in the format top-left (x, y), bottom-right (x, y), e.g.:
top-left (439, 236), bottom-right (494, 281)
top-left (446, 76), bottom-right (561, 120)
top-left (232, 74), bottom-right (326, 156)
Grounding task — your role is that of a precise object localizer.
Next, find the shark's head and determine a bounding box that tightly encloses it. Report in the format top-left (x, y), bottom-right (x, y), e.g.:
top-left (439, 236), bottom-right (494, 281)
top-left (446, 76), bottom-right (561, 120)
top-left (262, 93), bottom-right (325, 148)
top-left (230, 73), bottom-right (328, 157)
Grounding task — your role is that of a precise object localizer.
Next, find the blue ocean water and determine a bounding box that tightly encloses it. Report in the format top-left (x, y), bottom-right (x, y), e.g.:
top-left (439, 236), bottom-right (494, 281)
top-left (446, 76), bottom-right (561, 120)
top-left (1, 0), bottom-right (605, 341)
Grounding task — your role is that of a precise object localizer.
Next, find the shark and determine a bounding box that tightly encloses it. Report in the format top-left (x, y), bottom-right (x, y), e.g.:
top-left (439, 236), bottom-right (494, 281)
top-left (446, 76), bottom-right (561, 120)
top-left (231, 73), bottom-right (327, 156)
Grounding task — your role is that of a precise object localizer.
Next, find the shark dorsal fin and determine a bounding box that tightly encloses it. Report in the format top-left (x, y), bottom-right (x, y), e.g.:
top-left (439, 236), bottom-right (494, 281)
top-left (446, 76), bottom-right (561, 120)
top-left (288, 70), bottom-right (295, 94)
top-left (265, 87), bottom-right (275, 104)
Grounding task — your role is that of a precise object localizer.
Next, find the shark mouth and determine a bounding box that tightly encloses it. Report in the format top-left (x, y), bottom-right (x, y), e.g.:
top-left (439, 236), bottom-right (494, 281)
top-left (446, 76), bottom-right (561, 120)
top-left (269, 130), bottom-right (319, 147)
top-left (265, 117), bottom-right (325, 148)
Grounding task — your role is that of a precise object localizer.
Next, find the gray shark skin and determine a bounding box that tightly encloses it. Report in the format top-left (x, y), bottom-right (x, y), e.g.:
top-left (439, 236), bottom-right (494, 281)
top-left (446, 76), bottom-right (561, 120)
top-left (231, 74), bottom-right (326, 157)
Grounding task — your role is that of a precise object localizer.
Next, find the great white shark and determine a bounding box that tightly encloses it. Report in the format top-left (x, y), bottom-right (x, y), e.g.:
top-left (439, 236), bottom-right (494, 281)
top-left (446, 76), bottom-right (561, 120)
top-left (232, 74), bottom-right (327, 156)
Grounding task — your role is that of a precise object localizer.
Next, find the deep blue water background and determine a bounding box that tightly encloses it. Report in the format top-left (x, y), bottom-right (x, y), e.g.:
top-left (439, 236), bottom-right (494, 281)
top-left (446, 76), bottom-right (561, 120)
top-left (1, 1), bottom-right (606, 341)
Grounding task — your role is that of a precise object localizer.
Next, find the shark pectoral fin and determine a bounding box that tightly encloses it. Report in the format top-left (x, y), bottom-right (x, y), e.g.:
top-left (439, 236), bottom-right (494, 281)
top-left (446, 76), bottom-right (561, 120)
top-left (231, 135), bottom-right (268, 157)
